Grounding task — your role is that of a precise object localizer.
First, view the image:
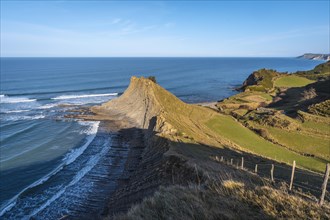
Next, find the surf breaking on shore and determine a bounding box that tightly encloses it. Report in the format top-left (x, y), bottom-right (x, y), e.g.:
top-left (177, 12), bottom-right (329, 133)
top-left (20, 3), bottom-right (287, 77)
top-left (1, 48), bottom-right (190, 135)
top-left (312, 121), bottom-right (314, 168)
top-left (0, 121), bottom-right (100, 218)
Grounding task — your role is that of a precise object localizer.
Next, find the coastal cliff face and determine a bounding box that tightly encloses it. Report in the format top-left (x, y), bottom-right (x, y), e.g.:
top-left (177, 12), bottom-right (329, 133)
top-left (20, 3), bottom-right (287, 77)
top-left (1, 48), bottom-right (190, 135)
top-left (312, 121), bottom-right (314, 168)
top-left (91, 76), bottom-right (220, 147)
top-left (91, 77), bottom-right (207, 216)
top-left (92, 77), bottom-right (162, 129)
top-left (297, 53), bottom-right (330, 61)
top-left (90, 77), bottom-right (249, 217)
top-left (91, 76), bottom-right (186, 132)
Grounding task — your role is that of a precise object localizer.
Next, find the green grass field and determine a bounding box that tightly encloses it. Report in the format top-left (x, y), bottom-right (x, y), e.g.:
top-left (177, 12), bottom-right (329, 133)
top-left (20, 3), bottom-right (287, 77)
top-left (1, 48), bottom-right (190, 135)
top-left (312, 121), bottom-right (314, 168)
top-left (266, 126), bottom-right (330, 160)
top-left (206, 115), bottom-right (327, 172)
top-left (274, 75), bottom-right (314, 88)
top-left (221, 92), bottom-right (273, 104)
top-left (302, 120), bottom-right (330, 135)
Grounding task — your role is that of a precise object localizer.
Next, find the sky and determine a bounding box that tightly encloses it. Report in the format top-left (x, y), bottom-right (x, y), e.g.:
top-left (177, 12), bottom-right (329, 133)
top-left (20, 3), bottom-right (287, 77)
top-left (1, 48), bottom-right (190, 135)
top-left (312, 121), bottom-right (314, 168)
top-left (1, 1), bottom-right (329, 57)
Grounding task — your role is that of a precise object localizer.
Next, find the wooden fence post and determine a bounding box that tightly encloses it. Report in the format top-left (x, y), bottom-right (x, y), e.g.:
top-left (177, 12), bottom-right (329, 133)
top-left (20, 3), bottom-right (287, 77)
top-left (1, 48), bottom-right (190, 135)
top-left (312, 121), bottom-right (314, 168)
top-left (230, 159), bottom-right (233, 165)
top-left (255, 164), bottom-right (258, 174)
top-left (241, 157), bottom-right (244, 169)
top-left (320, 163), bottom-right (330, 206)
top-left (221, 156), bottom-right (224, 162)
top-left (271, 164), bottom-right (274, 182)
top-left (289, 160), bottom-right (296, 191)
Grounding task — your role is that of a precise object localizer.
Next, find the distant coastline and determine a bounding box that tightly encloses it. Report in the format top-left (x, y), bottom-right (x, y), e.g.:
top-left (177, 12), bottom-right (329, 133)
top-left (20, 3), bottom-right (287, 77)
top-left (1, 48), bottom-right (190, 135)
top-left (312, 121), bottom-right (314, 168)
top-left (297, 53), bottom-right (330, 61)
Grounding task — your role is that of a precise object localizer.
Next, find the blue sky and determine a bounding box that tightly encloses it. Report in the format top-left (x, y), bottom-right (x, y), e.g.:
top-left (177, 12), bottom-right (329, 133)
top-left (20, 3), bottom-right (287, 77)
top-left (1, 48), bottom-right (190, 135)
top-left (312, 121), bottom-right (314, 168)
top-left (1, 1), bottom-right (329, 57)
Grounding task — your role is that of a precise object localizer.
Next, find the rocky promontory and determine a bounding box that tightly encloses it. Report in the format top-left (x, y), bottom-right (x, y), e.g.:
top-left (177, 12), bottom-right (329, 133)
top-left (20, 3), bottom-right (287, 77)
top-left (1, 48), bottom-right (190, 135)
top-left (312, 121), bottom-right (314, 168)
top-left (84, 75), bottom-right (330, 219)
top-left (297, 53), bottom-right (330, 60)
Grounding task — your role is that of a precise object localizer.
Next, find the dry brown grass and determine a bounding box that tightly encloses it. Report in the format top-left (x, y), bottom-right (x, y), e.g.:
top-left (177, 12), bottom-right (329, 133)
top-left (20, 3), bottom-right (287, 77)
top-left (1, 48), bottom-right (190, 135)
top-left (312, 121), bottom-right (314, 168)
top-left (113, 178), bottom-right (330, 220)
top-left (308, 100), bottom-right (330, 117)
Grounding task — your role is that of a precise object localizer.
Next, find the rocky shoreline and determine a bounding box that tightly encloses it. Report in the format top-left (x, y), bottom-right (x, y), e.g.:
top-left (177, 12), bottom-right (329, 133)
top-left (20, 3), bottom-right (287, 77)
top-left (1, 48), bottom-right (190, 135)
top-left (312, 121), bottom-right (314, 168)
top-left (66, 110), bottom-right (195, 219)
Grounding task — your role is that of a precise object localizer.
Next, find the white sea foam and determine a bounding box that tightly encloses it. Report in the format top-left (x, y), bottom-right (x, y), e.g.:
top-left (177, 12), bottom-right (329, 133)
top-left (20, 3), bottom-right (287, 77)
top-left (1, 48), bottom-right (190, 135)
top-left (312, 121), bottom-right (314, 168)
top-left (29, 133), bottom-right (109, 218)
top-left (0, 95), bottom-right (37, 104)
top-left (37, 103), bottom-right (58, 109)
top-left (62, 121), bottom-right (100, 165)
top-left (3, 110), bottom-right (31, 113)
top-left (0, 121), bottom-right (101, 217)
top-left (0, 163), bottom-right (65, 217)
top-left (0, 201), bottom-right (16, 217)
top-left (51, 93), bottom-right (118, 100)
top-left (78, 121), bottom-right (100, 135)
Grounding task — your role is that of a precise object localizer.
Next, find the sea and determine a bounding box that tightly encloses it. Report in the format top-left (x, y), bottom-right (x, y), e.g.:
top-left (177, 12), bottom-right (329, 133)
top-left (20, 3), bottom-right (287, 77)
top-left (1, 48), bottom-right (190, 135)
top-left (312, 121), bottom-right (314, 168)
top-left (0, 57), bottom-right (324, 219)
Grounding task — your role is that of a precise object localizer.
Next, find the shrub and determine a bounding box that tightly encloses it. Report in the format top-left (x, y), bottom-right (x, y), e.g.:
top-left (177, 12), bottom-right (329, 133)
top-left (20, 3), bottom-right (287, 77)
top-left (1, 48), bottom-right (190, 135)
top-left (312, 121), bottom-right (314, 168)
top-left (147, 76), bottom-right (157, 83)
top-left (301, 87), bottom-right (317, 101)
top-left (308, 100), bottom-right (330, 117)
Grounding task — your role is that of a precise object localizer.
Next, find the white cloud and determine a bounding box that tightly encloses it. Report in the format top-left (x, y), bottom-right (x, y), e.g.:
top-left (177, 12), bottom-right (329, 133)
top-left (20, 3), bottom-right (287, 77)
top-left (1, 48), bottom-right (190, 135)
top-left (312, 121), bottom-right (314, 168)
top-left (111, 18), bottom-right (122, 24)
top-left (164, 22), bottom-right (175, 28)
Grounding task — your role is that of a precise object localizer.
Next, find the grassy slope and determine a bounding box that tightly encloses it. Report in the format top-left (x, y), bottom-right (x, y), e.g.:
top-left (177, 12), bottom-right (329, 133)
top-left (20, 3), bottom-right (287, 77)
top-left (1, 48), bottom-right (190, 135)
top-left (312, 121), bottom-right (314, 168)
top-left (274, 75), bottom-right (315, 88)
top-left (222, 91), bottom-right (273, 104)
top-left (266, 126), bottom-right (329, 159)
top-left (241, 111), bottom-right (330, 161)
top-left (205, 115), bottom-right (326, 172)
top-left (296, 61), bottom-right (330, 80)
top-left (115, 180), bottom-right (330, 220)
top-left (100, 77), bottom-right (329, 219)
top-left (102, 77), bottom-right (327, 173)
top-left (142, 79), bottom-right (328, 172)
top-left (302, 120), bottom-right (330, 134)
top-left (212, 63), bottom-right (330, 172)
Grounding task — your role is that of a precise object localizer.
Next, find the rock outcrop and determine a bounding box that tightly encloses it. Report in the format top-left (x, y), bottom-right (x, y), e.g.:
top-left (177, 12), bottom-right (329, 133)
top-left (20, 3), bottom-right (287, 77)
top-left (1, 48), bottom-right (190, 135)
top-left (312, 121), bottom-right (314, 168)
top-left (91, 76), bottom-right (185, 130)
top-left (90, 76), bottom-right (215, 145)
top-left (239, 69), bottom-right (282, 92)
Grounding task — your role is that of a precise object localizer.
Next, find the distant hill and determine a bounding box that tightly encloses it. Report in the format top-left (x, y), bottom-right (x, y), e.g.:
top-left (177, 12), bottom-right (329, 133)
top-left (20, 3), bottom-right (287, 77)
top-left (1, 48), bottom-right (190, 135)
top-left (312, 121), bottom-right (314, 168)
top-left (297, 53), bottom-right (330, 60)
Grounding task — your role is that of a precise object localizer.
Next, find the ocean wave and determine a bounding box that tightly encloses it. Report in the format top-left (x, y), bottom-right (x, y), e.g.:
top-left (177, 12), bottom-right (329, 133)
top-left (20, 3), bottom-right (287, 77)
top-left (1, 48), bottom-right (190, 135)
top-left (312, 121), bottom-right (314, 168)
top-left (51, 93), bottom-right (118, 100)
top-left (77, 121), bottom-right (100, 135)
top-left (1, 115), bottom-right (45, 121)
top-left (2, 110), bottom-right (31, 114)
top-left (0, 123), bottom-right (38, 147)
top-left (37, 103), bottom-right (58, 109)
top-left (29, 135), bottom-right (110, 218)
top-left (5, 85), bottom-right (124, 97)
top-left (0, 163), bottom-right (65, 217)
top-left (0, 121), bottom-right (101, 217)
top-left (62, 121), bottom-right (100, 165)
top-left (0, 95), bottom-right (37, 104)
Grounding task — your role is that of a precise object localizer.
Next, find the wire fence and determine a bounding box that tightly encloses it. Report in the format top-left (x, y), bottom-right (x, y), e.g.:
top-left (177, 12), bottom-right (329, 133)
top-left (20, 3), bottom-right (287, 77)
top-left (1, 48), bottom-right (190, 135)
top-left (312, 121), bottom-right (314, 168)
top-left (214, 155), bottom-right (330, 205)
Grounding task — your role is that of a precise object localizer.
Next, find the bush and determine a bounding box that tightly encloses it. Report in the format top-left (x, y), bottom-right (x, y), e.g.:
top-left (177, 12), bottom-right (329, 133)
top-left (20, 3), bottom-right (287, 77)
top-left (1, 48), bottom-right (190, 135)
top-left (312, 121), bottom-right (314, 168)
top-left (308, 100), bottom-right (330, 117)
top-left (147, 76), bottom-right (157, 83)
top-left (301, 87), bottom-right (317, 101)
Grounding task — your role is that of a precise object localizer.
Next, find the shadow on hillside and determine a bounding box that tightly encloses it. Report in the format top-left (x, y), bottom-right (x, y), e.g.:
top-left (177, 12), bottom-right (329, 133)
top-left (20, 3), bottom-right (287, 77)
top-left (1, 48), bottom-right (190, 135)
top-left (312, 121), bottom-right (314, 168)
top-left (105, 125), bottom-right (329, 217)
top-left (269, 79), bottom-right (330, 115)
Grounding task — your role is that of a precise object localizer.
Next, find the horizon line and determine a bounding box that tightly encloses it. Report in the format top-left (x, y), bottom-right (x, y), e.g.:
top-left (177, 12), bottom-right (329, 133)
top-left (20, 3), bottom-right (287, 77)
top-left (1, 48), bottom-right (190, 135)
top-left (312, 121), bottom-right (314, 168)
top-left (0, 56), bottom-right (301, 58)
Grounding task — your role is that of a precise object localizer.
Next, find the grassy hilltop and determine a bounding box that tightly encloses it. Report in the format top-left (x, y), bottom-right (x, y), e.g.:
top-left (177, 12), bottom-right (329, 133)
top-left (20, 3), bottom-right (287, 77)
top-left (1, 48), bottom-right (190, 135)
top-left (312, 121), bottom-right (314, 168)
top-left (90, 62), bottom-right (330, 219)
top-left (216, 61), bottom-right (330, 170)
